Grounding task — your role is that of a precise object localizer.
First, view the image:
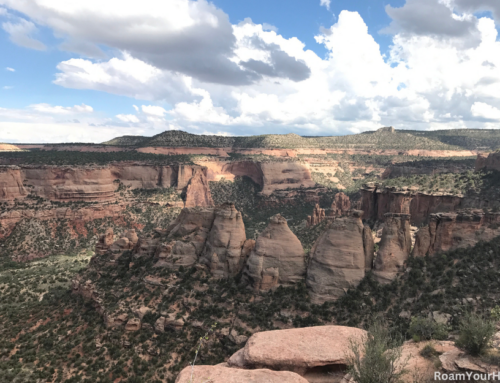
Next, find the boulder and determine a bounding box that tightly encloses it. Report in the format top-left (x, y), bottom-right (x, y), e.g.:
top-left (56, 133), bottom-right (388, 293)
top-left (373, 213), bottom-right (411, 283)
top-left (95, 227), bottom-right (114, 255)
top-left (242, 214), bottom-right (306, 290)
top-left (306, 211), bottom-right (373, 303)
top-left (331, 192), bottom-right (351, 217)
top-left (231, 326), bottom-right (366, 376)
top-left (175, 366), bottom-right (308, 383)
top-left (184, 167), bottom-right (214, 208)
top-left (199, 203), bottom-right (248, 278)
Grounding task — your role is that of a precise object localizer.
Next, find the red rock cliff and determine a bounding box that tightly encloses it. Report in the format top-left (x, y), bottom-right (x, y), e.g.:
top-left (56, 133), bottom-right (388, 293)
top-left (0, 166), bottom-right (27, 200)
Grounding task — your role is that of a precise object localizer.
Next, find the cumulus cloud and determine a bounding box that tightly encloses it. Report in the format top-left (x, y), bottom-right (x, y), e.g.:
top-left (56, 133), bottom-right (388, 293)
top-left (320, 0), bottom-right (331, 10)
top-left (471, 102), bottom-right (500, 120)
top-left (0, 0), bottom-right (310, 85)
top-left (116, 114), bottom-right (140, 123)
top-left (454, 0), bottom-right (500, 22)
top-left (2, 18), bottom-right (46, 50)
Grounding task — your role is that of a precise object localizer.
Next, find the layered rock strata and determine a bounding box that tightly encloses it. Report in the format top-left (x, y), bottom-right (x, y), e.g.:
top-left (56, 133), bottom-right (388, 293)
top-left (306, 211), bottom-right (374, 303)
top-left (373, 213), bottom-right (411, 283)
top-left (0, 166), bottom-right (27, 200)
top-left (243, 214), bottom-right (306, 290)
top-left (412, 210), bottom-right (500, 257)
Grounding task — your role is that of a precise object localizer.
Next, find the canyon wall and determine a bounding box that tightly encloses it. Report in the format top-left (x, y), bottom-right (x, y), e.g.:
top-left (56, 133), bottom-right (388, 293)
top-left (360, 183), bottom-right (479, 226)
top-left (476, 151), bottom-right (500, 171)
top-left (412, 210), bottom-right (500, 257)
top-left (0, 166), bottom-right (27, 200)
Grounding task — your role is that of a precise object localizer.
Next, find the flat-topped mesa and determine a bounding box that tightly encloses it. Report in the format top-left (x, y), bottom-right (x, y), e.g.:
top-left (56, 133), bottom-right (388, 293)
top-left (95, 228), bottom-right (114, 256)
top-left (330, 192), bottom-right (351, 217)
top-left (373, 213), bottom-right (411, 283)
top-left (306, 210), bottom-right (374, 303)
top-left (307, 204), bottom-right (325, 227)
top-left (242, 214), bottom-right (306, 291)
top-left (360, 183), bottom-right (463, 226)
top-left (198, 203), bottom-right (251, 278)
top-left (412, 210), bottom-right (500, 257)
top-left (154, 207), bottom-right (216, 269)
top-left (184, 167), bottom-right (214, 208)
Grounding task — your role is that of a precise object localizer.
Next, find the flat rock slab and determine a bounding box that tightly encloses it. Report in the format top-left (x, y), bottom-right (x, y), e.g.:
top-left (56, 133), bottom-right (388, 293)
top-left (175, 365), bottom-right (308, 383)
top-left (242, 325), bottom-right (367, 371)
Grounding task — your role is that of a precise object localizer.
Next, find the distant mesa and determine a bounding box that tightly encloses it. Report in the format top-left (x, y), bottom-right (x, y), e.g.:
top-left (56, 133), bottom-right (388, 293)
top-left (0, 143), bottom-right (23, 152)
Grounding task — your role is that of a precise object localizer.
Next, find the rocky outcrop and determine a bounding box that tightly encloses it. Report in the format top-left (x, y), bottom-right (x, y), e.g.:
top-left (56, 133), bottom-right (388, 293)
top-left (184, 168), bottom-right (214, 208)
top-left (306, 211), bottom-right (374, 303)
top-left (259, 162), bottom-right (316, 196)
top-left (243, 214), bottom-right (306, 290)
top-left (412, 210), bottom-right (500, 257)
top-left (95, 228), bottom-right (114, 256)
top-left (307, 204), bottom-right (325, 227)
top-left (330, 192), bottom-right (351, 216)
top-left (175, 366), bottom-right (308, 383)
top-left (227, 325), bottom-right (366, 379)
top-left (361, 183), bottom-right (470, 226)
top-left (107, 229), bottom-right (140, 259)
top-left (0, 166), bottom-right (27, 200)
top-left (476, 151), bottom-right (500, 171)
top-left (373, 213), bottom-right (411, 283)
top-left (153, 207), bottom-right (216, 269)
top-left (198, 203), bottom-right (248, 278)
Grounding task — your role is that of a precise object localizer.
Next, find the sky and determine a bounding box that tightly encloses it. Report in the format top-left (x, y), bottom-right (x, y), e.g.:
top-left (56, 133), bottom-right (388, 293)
top-left (0, 0), bottom-right (499, 143)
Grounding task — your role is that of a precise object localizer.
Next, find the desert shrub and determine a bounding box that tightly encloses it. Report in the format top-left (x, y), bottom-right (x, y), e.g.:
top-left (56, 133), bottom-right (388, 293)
top-left (346, 321), bottom-right (408, 383)
top-left (419, 344), bottom-right (439, 359)
top-left (408, 316), bottom-right (449, 341)
top-left (456, 312), bottom-right (495, 356)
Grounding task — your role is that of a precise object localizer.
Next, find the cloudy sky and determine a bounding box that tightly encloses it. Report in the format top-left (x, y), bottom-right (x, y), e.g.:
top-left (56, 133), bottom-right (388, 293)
top-left (0, 0), bottom-right (499, 143)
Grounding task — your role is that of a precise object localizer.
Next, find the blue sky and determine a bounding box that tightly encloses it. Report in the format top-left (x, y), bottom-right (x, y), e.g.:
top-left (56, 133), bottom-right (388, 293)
top-left (0, 0), bottom-right (499, 143)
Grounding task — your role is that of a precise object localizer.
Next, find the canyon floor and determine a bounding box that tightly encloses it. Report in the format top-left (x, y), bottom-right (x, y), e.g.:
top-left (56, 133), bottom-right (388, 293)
top-left (2, 128), bottom-right (500, 382)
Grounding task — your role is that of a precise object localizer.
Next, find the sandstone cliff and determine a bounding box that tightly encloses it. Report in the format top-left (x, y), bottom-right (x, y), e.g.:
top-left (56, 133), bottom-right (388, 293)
top-left (259, 162), bottom-right (316, 196)
top-left (307, 204), bottom-right (325, 227)
top-left (475, 151), bottom-right (500, 171)
top-left (412, 210), bottom-right (500, 257)
top-left (243, 214), bottom-right (306, 290)
top-left (330, 192), bottom-right (351, 216)
top-left (198, 203), bottom-right (249, 278)
top-left (184, 168), bottom-right (214, 208)
top-left (306, 211), bottom-right (374, 303)
top-left (373, 213), bottom-right (411, 283)
top-left (0, 166), bottom-right (27, 200)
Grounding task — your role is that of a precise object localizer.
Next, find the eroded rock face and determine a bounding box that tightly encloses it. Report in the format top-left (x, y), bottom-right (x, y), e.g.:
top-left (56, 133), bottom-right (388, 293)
top-left (331, 192), bottom-right (351, 217)
top-left (373, 213), bottom-right (411, 283)
top-left (243, 214), bottom-right (306, 290)
top-left (184, 168), bottom-right (214, 208)
top-left (307, 204), bottom-right (325, 227)
top-left (412, 210), bottom-right (500, 257)
top-left (230, 325), bottom-right (367, 377)
top-left (476, 151), bottom-right (500, 171)
top-left (95, 228), bottom-right (114, 256)
top-left (306, 211), bottom-right (374, 303)
top-left (0, 167), bottom-right (27, 200)
top-left (108, 229), bottom-right (139, 258)
top-left (153, 207), bottom-right (216, 269)
top-left (199, 203), bottom-right (247, 278)
top-left (259, 162), bottom-right (316, 196)
top-left (175, 366), bottom-right (308, 383)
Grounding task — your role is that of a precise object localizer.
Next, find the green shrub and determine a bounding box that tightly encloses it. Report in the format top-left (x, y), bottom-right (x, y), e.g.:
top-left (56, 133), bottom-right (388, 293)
top-left (408, 316), bottom-right (449, 341)
top-left (456, 313), bottom-right (495, 356)
top-left (419, 344), bottom-right (440, 359)
top-left (346, 321), bottom-right (408, 383)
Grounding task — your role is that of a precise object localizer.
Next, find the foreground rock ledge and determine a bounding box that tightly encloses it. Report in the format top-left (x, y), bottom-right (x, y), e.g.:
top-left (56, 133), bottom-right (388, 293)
top-left (229, 325), bottom-right (367, 375)
top-left (175, 365), bottom-right (308, 383)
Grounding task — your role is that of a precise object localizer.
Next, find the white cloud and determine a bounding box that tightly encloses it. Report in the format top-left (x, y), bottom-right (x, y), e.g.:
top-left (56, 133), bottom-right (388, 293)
top-left (2, 18), bottom-right (46, 50)
top-left (471, 102), bottom-right (500, 120)
top-left (141, 105), bottom-right (167, 117)
top-left (3, 85), bottom-right (13, 90)
top-left (320, 0), bottom-right (331, 10)
top-left (5, 67), bottom-right (15, 72)
top-left (116, 114), bottom-right (140, 123)
top-left (29, 103), bottom-right (93, 114)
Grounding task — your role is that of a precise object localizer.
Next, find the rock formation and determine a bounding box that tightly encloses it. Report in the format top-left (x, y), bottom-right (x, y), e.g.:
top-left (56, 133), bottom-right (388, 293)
top-left (175, 366), bottom-right (308, 383)
top-left (95, 228), bottom-right (114, 256)
top-left (412, 210), bottom-right (500, 257)
top-left (108, 229), bottom-right (139, 258)
top-left (227, 325), bottom-right (366, 380)
top-left (331, 192), bottom-right (351, 216)
top-left (199, 203), bottom-right (249, 278)
top-left (476, 151), bottom-right (500, 172)
top-left (0, 166), bottom-right (27, 200)
top-left (373, 213), bottom-right (411, 283)
top-left (153, 207), bottom-right (216, 269)
top-left (243, 214), bottom-right (306, 290)
top-left (259, 162), bottom-right (316, 196)
top-left (306, 211), bottom-right (374, 303)
top-left (184, 168), bottom-right (214, 208)
top-left (307, 204), bottom-right (325, 227)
